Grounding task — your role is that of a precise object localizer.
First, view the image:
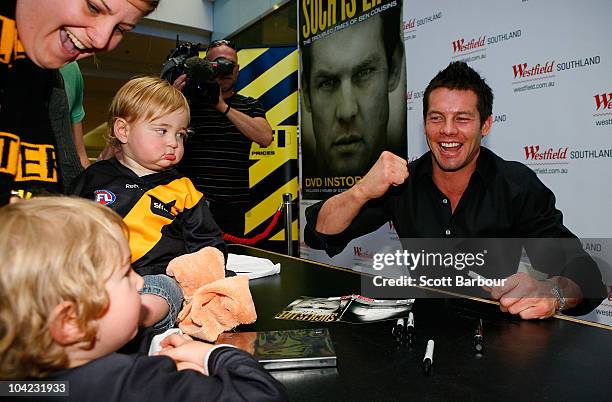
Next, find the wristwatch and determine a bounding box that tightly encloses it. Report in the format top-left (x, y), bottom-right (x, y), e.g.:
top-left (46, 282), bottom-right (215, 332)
top-left (547, 279), bottom-right (566, 312)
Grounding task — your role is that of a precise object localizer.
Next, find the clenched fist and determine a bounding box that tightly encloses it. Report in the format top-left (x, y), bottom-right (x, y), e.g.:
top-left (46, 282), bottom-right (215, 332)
top-left (353, 151), bottom-right (409, 202)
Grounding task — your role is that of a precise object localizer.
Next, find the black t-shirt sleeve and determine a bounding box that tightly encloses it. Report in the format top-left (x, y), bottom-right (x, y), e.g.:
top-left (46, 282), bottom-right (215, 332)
top-left (304, 197), bottom-right (390, 257)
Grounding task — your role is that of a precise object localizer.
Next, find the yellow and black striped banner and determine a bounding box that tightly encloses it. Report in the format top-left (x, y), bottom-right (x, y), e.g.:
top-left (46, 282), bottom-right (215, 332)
top-left (234, 47), bottom-right (298, 242)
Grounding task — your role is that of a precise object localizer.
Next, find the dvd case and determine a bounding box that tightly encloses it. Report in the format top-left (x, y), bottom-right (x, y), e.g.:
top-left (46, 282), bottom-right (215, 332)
top-left (217, 328), bottom-right (337, 370)
top-left (274, 295), bottom-right (414, 323)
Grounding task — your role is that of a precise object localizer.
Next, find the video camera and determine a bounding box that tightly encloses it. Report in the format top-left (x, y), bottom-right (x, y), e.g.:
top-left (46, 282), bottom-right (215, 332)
top-left (160, 39), bottom-right (235, 105)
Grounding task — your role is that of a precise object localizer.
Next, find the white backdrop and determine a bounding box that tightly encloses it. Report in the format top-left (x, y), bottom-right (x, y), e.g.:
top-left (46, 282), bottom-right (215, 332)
top-left (299, 0), bottom-right (612, 325)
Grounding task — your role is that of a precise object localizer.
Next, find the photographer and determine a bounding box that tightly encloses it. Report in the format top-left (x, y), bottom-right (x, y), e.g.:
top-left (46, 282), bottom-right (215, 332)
top-left (172, 40), bottom-right (273, 237)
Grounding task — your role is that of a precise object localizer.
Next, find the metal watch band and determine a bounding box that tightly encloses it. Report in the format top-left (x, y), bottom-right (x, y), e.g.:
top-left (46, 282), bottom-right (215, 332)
top-left (548, 280), bottom-right (566, 312)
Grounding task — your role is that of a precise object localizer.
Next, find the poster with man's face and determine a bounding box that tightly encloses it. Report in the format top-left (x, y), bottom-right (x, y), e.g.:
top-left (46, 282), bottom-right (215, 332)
top-left (300, 0), bottom-right (407, 199)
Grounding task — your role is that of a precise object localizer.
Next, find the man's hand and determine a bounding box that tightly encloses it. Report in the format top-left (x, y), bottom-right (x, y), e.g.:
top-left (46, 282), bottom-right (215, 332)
top-left (353, 151), bottom-right (409, 203)
top-left (172, 74), bottom-right (187, 92)
top-left (218, 95), bottom-right (273, 147)
top-left (489, 273), bottom-right (581, 319)
top-left (315, 151), bottom-right (408, 235)
top-left (214, 86), bottom-right (227, 112)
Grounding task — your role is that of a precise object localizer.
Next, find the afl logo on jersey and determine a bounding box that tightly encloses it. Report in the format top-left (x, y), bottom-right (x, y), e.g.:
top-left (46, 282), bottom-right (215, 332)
top-left (94, 190), bottom-right (116, 205)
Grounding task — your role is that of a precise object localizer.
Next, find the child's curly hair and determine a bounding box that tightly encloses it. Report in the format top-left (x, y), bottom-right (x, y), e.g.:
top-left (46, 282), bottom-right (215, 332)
top-left (0, 197), bottom-right (129, 379)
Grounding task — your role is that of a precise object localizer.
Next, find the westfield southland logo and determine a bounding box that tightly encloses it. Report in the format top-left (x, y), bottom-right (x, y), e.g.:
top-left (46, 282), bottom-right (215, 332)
top-left (354, 246), bottom-right (376, 259)
top-left (404, 11), bottom-right (443, 41)
top-left (452, 36), bottom-right (485, 53)
top-left (593, 92), bottom-right (612, 125)
top-left (524, 145), bottom-right (568, 161)
top-left (403, 19), bottom-right (415, 31)
top-left (594, 92), bottom-right (612, 111)
top-left (512, 61), bottom-right (555, 79)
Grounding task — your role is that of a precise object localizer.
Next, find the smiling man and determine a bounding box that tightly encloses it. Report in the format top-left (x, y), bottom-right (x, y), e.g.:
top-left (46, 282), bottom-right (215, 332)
top-left (0, 0), bottom-right (159, 205)
top-left (301, 10), bottom-right (403, 178)
top-left (304, 61), bottom-right (606, 320)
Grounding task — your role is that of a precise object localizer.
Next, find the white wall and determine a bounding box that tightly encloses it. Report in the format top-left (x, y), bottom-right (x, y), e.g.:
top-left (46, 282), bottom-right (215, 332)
top-left (135, 0), bottom-right (214, 43)
top-left (148, 0), bottom-right (213, 32)
top-left (212, 0), bottom-right (286, 40)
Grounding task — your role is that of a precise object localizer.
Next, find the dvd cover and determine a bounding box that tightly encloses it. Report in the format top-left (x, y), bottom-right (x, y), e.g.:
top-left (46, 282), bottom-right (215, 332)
top-left (274, 295), bottom-right (414, 323)
top-left (217, 328), bottom-right (337, 370)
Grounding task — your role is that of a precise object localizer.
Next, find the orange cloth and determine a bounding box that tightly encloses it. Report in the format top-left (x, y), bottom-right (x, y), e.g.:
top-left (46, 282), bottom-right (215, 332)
top-left (166, 247), bottom-right (225, 295)
top-left (166, 247), bottom-right (257, 342)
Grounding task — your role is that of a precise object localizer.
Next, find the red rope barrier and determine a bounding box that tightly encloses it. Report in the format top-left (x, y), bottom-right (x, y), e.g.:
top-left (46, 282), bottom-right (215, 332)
top-left (223, 207), bottom-right (283, 245)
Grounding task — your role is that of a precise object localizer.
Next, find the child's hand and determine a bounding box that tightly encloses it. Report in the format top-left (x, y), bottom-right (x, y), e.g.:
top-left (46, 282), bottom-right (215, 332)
top-left (159, 333), bottom-right (193, 352)
top-left (158, 337), bottom-right (216, 375)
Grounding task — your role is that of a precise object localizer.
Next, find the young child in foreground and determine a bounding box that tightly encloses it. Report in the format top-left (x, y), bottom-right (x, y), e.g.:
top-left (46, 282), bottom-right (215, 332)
top-left (70, 76), bottom-right (227, 331)
top-left (0, 197), bottom-right (286, 401)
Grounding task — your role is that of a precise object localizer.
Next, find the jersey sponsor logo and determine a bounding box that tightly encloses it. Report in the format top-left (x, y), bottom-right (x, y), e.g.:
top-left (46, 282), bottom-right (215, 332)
top-left (94, 189), bottom-right (116, 205)
top-left (149, 195), bottom-right (176, 220)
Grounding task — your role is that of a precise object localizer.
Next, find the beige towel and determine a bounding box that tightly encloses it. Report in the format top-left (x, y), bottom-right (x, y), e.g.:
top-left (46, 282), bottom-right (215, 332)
top-left (166, 247), bottom-right (257, 342)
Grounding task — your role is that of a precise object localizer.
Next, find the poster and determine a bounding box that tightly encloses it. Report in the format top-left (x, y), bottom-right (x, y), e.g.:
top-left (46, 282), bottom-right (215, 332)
top-left (299, 0), bottom-right (407, 198)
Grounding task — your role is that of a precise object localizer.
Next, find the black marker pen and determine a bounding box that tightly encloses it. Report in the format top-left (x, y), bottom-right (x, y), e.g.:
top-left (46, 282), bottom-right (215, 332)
top-left (474, 318), bottom-right (484, 353)
top-left (423, 339), bottom-right (434, 375)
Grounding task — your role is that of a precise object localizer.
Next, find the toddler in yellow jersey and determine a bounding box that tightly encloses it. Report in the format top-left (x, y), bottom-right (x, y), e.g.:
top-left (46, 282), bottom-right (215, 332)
top-left (71, 77), bottom-right (226, 330)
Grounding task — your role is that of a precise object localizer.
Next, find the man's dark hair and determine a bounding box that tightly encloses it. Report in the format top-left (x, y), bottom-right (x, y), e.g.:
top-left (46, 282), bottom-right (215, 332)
top-left (422, 61), bottom-right (493, 126)
top-left (301, 6), bottom-right (402, 92)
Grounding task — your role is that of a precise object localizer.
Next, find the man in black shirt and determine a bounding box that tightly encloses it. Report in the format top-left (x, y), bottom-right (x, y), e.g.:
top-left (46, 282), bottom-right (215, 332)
top-left (305, 61), bottom-right (606, 319)
top-left (174, 40), bottom-right (273, 237)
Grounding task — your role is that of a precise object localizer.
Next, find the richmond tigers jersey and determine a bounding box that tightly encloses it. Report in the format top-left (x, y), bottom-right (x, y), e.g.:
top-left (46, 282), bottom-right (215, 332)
top-left (1, 1), bottom-right (61, 205)
top-left (70, 159), bottom-right (226, 275)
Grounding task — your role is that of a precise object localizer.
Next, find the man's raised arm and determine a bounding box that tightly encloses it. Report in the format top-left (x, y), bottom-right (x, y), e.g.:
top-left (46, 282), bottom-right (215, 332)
top-left (314, 151), bottom-right (409, 234)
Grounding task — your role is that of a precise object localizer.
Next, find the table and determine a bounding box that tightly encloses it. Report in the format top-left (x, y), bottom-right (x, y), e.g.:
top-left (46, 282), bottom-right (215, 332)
top-left (231, 245), bottom-right (612, 402)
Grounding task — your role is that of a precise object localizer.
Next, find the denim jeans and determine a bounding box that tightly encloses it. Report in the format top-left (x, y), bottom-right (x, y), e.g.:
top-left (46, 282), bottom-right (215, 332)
top-left (140, 274), bottom-right (183, 331)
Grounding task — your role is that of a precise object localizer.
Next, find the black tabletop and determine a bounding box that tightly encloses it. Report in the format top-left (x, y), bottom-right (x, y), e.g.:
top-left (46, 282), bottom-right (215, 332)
top-left (230, 245), bottom-right (612, 402)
